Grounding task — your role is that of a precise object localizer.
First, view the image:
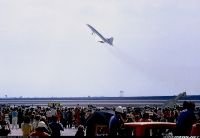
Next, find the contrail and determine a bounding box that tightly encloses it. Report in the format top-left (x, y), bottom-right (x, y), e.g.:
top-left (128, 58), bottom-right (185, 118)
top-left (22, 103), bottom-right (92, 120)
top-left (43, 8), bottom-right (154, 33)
top-left (107, 46), bottom-right (171, 84)
top-left (107, 46), bottom-right (147, 74)
top-left (108, 46), bottom-right (185, 92)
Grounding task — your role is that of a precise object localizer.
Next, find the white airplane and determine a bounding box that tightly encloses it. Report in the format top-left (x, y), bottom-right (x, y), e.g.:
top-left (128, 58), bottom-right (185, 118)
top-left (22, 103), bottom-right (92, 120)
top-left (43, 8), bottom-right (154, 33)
top-left (87, 24), bottom-right (114, 46)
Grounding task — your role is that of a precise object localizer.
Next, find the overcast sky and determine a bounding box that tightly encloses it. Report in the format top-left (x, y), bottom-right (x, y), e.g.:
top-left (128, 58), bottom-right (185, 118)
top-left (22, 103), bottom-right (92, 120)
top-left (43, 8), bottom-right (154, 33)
top-left (0, 0), bottom-right (200, 97)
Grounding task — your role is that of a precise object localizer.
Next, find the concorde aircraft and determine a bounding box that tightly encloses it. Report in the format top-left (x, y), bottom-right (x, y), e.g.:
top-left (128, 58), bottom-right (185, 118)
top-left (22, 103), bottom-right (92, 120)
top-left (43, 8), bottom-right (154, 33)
top-left (87, 24), bottom-right (114, 46)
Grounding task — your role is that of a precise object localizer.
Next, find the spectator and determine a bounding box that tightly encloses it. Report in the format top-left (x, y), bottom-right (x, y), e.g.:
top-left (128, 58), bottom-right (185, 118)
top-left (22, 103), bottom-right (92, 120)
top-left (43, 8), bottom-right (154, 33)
top-left (67, 108), bottom-right (73, 128)
top-left (80, 108), bottom-right (86, 126)
top-left (46, 108), bottom-right (52, 123)
top-left (134, 115), bottom-right (141, 122)
top-left (174, 101), bottom-right (197, 136)
top-left (0, 115), bottom-right (11, 136)
top-left (21, 116), bottom-right (32, 136)
top-left (32, 115), bottom-right (41, 131)
top-left (40, 116), bottom-right (52, 135)
top-left (50, 107), bottom-right (57, 118)
top-left (30, 121), bottom-right (50, 136)
top-left (109, 106), bottom-right (125, 136)
top-left (75, 125), bottom-right (85, 136)
top-left (4, 110), bottom-right (10, 126)
top-left (49, 116), bottom-right (64, 136)
top-left (62, 108), bottom-right (68, 128)
top-left (74, 108), bottom-right (81, 128)
top-left (11, 108), bottom-right (18, 129)
top-left (139, 112), bottom-right (152, 122)
top-left (18, 108), bottom-right (24, 129)
top-left (56, 109), bottom-right (62, 123)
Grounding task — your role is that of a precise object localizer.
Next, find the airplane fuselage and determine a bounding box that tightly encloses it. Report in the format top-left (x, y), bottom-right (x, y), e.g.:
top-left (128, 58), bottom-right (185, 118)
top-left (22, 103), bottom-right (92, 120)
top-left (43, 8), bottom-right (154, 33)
top-left (87, 24), bottom-right (113, 45)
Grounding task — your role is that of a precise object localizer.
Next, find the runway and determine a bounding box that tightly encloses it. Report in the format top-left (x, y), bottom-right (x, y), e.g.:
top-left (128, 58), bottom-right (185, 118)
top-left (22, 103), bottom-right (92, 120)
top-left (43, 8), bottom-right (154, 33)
top-left (1, 95), bottom-right (200, 107)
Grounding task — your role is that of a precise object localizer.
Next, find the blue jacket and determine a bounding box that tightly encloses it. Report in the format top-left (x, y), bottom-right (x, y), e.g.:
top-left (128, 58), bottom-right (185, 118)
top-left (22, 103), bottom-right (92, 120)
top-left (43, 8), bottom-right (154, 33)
top-left (109, 114), bottom-right (123, 136)
top-left (175, 109), bottom-right (196, 135)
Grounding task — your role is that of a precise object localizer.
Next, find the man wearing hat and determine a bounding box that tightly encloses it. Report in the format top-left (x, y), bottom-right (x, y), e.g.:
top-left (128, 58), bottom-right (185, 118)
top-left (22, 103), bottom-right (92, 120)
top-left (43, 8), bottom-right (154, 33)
top-left (108, 106), bottom-right (125, 136)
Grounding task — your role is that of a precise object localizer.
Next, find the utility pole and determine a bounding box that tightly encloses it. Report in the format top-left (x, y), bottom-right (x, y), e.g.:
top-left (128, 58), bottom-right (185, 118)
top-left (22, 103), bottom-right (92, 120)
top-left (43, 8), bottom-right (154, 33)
top-left (5, 94), bottom-right (7, 106)
top-left (120, 90), bottom-right (124, 97)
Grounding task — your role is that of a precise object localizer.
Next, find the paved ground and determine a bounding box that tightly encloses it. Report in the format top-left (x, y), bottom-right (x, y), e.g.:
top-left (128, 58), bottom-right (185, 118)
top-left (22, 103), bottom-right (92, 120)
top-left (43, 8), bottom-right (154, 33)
top-left (8, 127), bottom-right (78, 136)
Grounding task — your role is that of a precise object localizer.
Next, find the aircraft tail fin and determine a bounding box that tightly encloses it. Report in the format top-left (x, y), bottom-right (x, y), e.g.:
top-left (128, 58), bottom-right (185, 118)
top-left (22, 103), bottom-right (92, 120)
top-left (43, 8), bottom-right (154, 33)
top-left (107, 37), bottom-right (114, 45)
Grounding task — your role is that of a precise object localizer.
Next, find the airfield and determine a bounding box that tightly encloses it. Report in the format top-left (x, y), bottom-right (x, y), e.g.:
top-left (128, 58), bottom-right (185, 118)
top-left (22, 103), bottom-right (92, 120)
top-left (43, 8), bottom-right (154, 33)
top-left (1, 95), bottom-right (200, 107)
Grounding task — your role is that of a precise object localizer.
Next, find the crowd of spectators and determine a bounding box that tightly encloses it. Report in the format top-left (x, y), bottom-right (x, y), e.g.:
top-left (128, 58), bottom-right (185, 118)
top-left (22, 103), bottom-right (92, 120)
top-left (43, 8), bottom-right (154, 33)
top-left (0, 101), bottom-right (199, 136)
top-left (0, 104), bottom-right (92, 136)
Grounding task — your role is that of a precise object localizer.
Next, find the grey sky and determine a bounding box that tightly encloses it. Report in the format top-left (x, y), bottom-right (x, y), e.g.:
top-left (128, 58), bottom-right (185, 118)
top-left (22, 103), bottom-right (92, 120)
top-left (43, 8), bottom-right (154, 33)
top-left (0, 0), bottom-right (200, 97)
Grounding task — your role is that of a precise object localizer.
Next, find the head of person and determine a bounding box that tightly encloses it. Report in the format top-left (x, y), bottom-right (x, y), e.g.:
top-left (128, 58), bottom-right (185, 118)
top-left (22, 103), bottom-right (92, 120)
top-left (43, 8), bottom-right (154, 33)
top-left (35, 121), bottom-right (48, 132)
top-left (183, 101), bottom-right (189, 109)
top-left (35, 115), bottom-right (41, 121)
top-left (23, 116), bottom-right (31, 124)
top-left (75, 125), bottom-right (85, 136)
top-left (187, 101), bottom-right (195, 110)
top-left (134, 115), bottom-right (140, 121)
top-left (51, 115), bottom-right (58, 122)
top-left (77, 125), bottom-right (84, 132)
top-left (40, 116), bottom-right (47, 122)
top-left (13, 107), bottom-right (17, 111)
top-left (115, 106), bottom-right (124, 115)
top-left (142, 112), bottom-right (150, 119)
top-left (0, 115), bottom-right (5, 121)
